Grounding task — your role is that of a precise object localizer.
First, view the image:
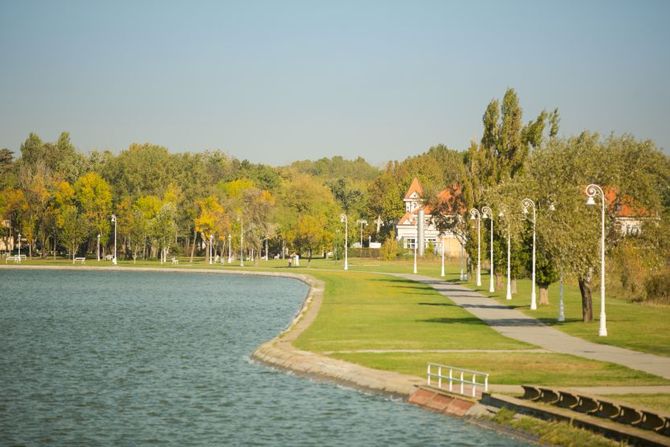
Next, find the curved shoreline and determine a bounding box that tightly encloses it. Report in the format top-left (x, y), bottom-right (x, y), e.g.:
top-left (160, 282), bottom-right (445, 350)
top-left (0, 264), bottom-right (422, 398)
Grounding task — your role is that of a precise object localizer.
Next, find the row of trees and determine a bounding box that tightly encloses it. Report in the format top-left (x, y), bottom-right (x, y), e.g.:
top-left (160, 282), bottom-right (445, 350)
top-left (1, 88), bottom-right (668, 319)
top-left (429, 89), bottom-right (669, 320)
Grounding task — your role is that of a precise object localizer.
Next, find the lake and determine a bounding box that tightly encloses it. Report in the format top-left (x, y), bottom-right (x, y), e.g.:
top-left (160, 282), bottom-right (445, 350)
top-left (0, 269), bottom-right (529, 446)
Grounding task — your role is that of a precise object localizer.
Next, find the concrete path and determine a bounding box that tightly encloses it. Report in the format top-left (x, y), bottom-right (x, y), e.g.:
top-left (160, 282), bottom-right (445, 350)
top-left (396, 274), bottom-right (670, 381)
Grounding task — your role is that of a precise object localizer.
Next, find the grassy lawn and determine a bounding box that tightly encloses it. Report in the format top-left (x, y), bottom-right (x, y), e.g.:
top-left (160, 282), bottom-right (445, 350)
top-left (463, 273), bottom-right (670, 357)
top-left (293, 270), bottom-right (531, 352)
top-left (331, 351), bottom-right (666, 386)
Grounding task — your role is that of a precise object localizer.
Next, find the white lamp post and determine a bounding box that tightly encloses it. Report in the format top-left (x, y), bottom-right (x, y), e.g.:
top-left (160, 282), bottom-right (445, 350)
top-left (209, 234), bottom-right (214, 265)
top-left (469, 208), bottom-right (482, 287)
top-left (522, 198), bottom-right (537, 310)
top-left (17, 232), bottom-right (21, 262)
top-left (240, 218), bottom-right (244, 267)
top-left (111, 215), bottom-right (117, 265)
top-left (357, 219), bottom-right (368, 252)
top-left (481, 206), bottom-right (494, 293)
top-left (440, 235), bottom-right (445, 277)
top-left (228, 234), bottom-right (232, 263)
top-left (340, 214), bottom-right (348, 271)
top-left (586, 183), bottom-right (607, 337)
top-left (97, 234), bottom-right (100, 261)
top-left (413, 237), bottom-right (418, 274)
top-left (499, 210), bottom-right (512, 300)
top-left (558, 273), bottom-right (565, 322)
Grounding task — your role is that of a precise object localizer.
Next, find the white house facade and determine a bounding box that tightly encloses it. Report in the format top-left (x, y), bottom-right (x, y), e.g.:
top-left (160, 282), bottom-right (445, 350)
top-left (395, 178), bottom-right (463, 257)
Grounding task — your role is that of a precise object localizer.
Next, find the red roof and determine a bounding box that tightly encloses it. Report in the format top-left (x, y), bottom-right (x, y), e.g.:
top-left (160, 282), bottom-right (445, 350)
top-left (604, 188), bottom-right (651, 218)
top-left (404, 177), bottom-right (424, 200)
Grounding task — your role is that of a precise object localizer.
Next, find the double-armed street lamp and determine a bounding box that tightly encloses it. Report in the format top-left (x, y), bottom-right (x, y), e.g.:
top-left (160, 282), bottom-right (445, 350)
top-left (110, 215), bottom-right (117, 265)
top-left (357, 219), bottom-right (368, 250)
top-left (586, 183), bottom-right (607, 337)
top-left (341, 214), bottom-right (349, 271)
top-left (469, 208), bottom-right (482, 287)
top-left (522, 198), bottom-right (537, 310)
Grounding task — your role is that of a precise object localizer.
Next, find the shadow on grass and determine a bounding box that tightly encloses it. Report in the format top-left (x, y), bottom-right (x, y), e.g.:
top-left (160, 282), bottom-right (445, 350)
top-left (419, 316), bottom-right (546, 327)
top-left (418, 302), bottom-right (459, 307)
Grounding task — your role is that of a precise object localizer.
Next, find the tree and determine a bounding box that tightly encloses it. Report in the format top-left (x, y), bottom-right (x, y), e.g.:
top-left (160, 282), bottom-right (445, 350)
top-left (54, 181), bottom-right (89, 261)
top-left (277, 174), bottom-right (339, 260)
top-left (195, 195), bottom-right (229, 262)
top-left (75, 172), bottom-right (112, 254)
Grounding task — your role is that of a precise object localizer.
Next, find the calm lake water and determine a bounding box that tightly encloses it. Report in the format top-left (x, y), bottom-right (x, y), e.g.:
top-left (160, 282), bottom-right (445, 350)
top-left (0, 269), bottom-right (529, 446)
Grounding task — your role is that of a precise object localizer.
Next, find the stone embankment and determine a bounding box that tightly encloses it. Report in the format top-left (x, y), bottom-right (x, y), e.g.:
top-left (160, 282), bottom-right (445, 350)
top-left (250, 271), bottom-right (484, 417)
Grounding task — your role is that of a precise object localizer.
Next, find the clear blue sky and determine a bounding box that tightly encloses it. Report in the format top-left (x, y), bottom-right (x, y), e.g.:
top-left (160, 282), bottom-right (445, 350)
top-left (1, 0), bottom-right (668, 165)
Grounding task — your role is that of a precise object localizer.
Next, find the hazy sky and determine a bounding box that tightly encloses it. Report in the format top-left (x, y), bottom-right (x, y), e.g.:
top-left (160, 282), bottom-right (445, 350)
top-left (1, 0), bottom-right (668, 165)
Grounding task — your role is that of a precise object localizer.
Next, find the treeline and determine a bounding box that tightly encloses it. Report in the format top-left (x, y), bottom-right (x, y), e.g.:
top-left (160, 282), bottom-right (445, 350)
top-left (1, 88), bottom-right (669, 312)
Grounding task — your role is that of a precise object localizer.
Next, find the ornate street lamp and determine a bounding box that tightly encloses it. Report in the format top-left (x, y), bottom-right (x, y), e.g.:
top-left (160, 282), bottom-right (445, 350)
top-left (586, 184), bottom-right (607, 337)
top-left (522, 198), bottom-right (537, 310)
top-left (17, 232), bottom-right (21, 262)
top-left (498, 210), bottom-right (512, 300)
top-left (469, 208), bottom-right (482, 287)
top-left (340, 214), bottom-right (348, 271)
top-left (97, 234), bottom-right (101, 262)
top-left (481, 206), bottom-right (494, 293)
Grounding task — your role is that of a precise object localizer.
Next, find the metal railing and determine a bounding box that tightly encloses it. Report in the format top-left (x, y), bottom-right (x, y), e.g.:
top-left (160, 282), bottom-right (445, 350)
top-left (426, 363), bottom-right (489, 397)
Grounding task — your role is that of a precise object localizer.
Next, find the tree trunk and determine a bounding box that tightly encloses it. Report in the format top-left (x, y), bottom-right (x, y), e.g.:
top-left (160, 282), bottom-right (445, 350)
top-left (539, 286), bottom-right (549, 305)
top-left (189, 229), bottom-right (197, 263)
top-left (578, 272), bottom-right (593, 322)
top-left (495, 274), bottom-right (504, 290)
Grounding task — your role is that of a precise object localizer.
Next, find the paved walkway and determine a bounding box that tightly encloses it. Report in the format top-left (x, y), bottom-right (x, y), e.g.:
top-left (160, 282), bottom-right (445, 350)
top-left (396, 274), bottom-right (670, 381)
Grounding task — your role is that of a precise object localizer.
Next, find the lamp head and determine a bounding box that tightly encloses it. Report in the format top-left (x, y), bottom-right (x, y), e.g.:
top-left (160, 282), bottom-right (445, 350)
top-left (548, 202), bottom-right (556, 212)
top-left (586, 196), bottom-right (596, 206)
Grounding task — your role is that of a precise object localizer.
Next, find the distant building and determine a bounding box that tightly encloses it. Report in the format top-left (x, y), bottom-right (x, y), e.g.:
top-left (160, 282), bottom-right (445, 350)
top-left (395, 178), bottom-right (463, 257)
top-left (0, 220), bottom-right (14, 253)
top-left (605, 189), bottom-right (652, 236)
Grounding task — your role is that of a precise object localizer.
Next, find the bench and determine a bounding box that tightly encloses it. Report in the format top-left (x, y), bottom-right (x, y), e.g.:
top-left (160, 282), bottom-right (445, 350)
top-left (171, 257), bottom-right (179, 264)
top-left (615, 405), bottom-right (643, 426)
top-left (521, 385), bottom-right (541, 401)
top-left (594, 400), bottom-right (621, 419)
top-left (5, 254), bottom-right (26, 263)
top-left (74, 257), bottom-right (86, 264)
top-left (636, 410), bottom-right (665, 432)
top-left (556, 390), bottom-right (579, 409)
top-left (538, 387), bottom-right (560, 405)
top-left (573, 395), bottom-right (599, 415)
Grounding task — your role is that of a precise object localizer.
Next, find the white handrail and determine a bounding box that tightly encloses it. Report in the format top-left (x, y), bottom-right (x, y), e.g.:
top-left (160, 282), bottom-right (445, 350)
top-left (426, 363), bottom-right (489, 397)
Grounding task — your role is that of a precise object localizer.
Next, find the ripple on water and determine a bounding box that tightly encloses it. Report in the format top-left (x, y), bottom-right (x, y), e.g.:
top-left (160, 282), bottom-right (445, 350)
top-left (0, 269), bottom-right (529, 446)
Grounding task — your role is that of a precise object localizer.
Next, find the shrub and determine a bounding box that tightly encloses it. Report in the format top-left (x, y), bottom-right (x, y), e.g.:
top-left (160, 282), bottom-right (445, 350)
top-left (644, 270), bottom-right (670, 304)
top-left (380, 231), bottom-right (399, 261)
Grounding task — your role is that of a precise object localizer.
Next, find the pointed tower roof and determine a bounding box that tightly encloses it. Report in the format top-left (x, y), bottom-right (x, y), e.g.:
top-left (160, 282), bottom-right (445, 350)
top-left (404, 177), bottom-right (424, 200)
